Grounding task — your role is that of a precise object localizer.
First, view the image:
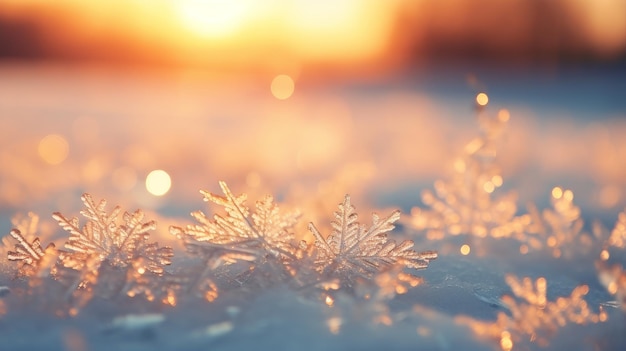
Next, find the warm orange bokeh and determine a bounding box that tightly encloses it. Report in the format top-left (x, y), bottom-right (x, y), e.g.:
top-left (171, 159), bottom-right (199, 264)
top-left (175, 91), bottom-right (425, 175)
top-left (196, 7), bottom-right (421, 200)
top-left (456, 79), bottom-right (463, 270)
top-left (0, 0), bottom-right (400, 73)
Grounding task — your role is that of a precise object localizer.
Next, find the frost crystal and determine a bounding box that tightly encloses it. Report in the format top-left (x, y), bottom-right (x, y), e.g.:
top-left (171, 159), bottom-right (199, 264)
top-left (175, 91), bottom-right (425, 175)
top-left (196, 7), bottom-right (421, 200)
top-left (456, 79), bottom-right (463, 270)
top-left (53, 194), bottom-right (173, 310)
top-left (309, 194), bottom-right (437, 287)
top-left (170, 181), bottom-right (301, 297)
top-left (408, 110), bottom-right (592, 257)
top-left (516, 187), bottom-right (591, 258)
top-left (7, 229), bottom-right (56, 278)
top-left (6, 213), bottom-right (56, 278)
top-left (459, 275), bottom-right (606, 349)
top-left (410, 110), bottom-right (521, 239)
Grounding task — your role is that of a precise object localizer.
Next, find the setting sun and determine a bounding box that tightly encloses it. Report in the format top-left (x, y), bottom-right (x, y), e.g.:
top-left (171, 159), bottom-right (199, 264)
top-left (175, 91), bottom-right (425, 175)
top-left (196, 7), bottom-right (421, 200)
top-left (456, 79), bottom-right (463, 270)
top-left (176, 0), bottom-right (254, 38)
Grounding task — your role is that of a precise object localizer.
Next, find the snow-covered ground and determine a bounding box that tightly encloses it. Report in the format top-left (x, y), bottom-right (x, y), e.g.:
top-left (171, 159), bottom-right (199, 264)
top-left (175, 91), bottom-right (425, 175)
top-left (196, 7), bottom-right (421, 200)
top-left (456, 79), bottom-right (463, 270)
top-left (1, 63), bottom-right (625, 350)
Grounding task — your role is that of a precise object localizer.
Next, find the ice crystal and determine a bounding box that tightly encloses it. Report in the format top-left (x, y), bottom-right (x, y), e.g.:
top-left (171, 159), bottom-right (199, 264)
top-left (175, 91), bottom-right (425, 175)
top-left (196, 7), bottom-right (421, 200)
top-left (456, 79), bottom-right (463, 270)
top-left (170, 181), bottom-right (301, 297)
top-left (6, 213), bottom-right (56, 278)
top-left (410, 110), bottom-right (521, 240)
top-left (408, 108), bottom-right (591, 257)
top-left (52, 194), bottom-right (173, 309)
top-left (607, 209), bottom-right (626, 249)
top-left (459, 275), bottom-right (606, 349)
top-left (309, 194), bottom-right (437, 287)
top-left (520, 187), bottom-right (587, 257)
top-left (7, 229), bottom-right (56, 278)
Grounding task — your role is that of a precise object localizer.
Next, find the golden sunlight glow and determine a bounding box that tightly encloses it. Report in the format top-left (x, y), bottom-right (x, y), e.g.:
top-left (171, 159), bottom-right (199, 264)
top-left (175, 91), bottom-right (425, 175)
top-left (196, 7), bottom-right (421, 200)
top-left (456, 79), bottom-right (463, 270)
top-left (574, 0), bottom-right (626, 55)
top-left (491, 175), bottom-right (503, 187)
top-left (500, 331), bottom-right (513, 351)
top-left (552, 187), bottom-right (563, 199)
top-left (395, 285), bottom-right (408, 294)
top-left (285, 0), bottom-right (391, 61)
top-left (166, 293), bottom-right (177, 306)
top-left (483, 182), bottom-right (495, 194)
top-left (460, 244), bottom-right (471, 255)
top-left (600, 249), bottom-right (610, 261)
top-left (176, 0), bottom-right (254, 38)
top-left (325, 295), bottom-right (334, 307)
top-left (38, 134), bottom-right (69, 165)
top-left (476, 93), bottom-right (489, 107)
top-left (271, 75), bottom-right (295, 100)
top-left (145, 170), bottom-right (172, 196)
top-left (169, 0), bottom-right (392, 63)
top-left (497, 109), bottom-right (510, 122)
top-left (205, 289), bottom-right (218, 302)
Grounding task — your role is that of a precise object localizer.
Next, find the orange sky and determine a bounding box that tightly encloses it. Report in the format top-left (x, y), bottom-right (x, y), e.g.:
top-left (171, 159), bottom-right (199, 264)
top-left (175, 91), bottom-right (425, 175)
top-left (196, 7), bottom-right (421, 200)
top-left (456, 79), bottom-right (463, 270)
top-left (1, 0), bottom-right (625, 73)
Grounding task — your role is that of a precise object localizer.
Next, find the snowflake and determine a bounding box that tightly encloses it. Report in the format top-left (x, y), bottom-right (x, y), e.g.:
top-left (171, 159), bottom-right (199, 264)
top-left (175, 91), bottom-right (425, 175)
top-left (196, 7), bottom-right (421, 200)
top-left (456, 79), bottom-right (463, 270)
top-left (309, 194), bottom-right (437, 287)
top-left (520, 187), bottom-right (588, 257)
top-left (170, 181), bottom-right (302, 297)
top-left (459, 275), bottom-right (606, 350)
top-left (52, 194), bottom-right (173, 311)
top-left (408, 108), bottom-right (592, 258)
top-left (6, 213), bottom-right (56, 278)
top-left (410, 110), bottom-right (522, 240)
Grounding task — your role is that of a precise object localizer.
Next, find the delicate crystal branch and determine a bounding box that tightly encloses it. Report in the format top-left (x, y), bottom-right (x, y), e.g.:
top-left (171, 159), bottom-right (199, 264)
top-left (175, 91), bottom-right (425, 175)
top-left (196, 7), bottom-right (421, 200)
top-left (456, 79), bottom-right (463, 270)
top-left (7, 229), bottom-right (56, 278)
top-left (170, 181), bottom-right (302, 299)
top-left (309, 194), bottom-right (437, 287)
top-left (459, 275), bottom-right (606, 350)
top-left (52, 194), bottom-right (173, 311)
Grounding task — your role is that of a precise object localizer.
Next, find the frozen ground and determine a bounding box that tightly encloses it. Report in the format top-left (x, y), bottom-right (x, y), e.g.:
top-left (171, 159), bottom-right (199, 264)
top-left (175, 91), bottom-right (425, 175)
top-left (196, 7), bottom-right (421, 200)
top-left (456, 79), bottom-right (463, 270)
top-left (1, 245), bottom-right (624, 351)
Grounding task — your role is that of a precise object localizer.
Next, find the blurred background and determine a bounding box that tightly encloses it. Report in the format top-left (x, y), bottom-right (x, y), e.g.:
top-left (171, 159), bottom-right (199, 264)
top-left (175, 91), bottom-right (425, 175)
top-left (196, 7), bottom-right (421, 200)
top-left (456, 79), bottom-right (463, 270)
top-left (1, 0), bottom-right (626, 241)
top-left (2, 0), bottom-right (626, 72)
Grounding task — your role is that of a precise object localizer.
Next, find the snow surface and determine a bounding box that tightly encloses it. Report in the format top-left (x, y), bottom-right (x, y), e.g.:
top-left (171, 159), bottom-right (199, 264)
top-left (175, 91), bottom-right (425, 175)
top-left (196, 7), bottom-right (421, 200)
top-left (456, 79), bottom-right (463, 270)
top-left (1, 63), bottom-right (626, 350)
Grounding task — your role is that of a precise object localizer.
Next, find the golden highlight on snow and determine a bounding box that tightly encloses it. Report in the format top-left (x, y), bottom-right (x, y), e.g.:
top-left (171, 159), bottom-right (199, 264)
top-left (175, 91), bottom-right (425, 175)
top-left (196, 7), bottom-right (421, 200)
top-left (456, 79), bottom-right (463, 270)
top-left (5, 97), bottom-right (626, 350)
top-left (271, 75), bottom-right (295, 100)
top-left (146, 170), bottom-right (172, 196)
